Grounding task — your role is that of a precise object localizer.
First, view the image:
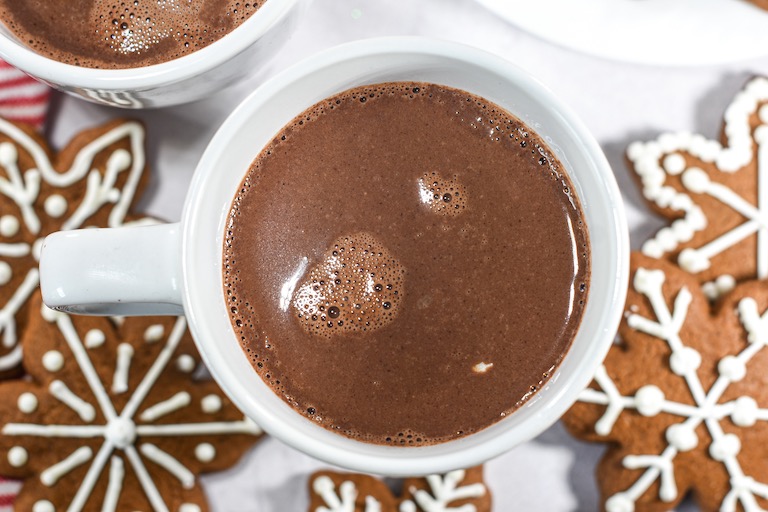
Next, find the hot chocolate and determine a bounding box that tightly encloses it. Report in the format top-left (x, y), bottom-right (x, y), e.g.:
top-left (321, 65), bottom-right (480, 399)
top-left (223, 82), bottom-right (590, 446)
top-left (0, 0), bottom-right (265, 69)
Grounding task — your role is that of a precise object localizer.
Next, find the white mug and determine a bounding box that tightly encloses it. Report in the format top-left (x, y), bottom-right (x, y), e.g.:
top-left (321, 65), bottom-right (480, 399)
top-left (0, 0), bottom-right (304, 108)
top-left (40, 37), bottom-right (629, 476)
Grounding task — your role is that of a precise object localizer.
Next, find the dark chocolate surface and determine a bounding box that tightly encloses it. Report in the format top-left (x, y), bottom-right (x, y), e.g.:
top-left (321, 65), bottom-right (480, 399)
top-left (224, 83), bottom-right (590, 445)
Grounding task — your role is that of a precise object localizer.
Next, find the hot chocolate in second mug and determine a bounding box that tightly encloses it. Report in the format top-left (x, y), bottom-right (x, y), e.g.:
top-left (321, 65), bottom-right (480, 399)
top-left (40, 38), bottom-right (629, 476)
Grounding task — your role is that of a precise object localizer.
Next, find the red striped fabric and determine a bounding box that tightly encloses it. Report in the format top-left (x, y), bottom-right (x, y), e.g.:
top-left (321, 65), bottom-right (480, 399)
top-left (0, 60), bottom-right (50, 129)
top-left (0, 477), bottom-right (20, 511)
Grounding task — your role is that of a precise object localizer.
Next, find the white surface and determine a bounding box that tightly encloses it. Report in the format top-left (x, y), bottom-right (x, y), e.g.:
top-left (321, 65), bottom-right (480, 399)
top-left (45, 0), bottom-right (768, 510)
top-left (475, 0), bottom-right (768, 66)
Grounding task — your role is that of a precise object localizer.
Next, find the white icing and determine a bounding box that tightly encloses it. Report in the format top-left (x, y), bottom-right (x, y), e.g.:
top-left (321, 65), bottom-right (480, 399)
top-left (201, 394), bottom-right (222, 414)
top-left (0, 214), bottom-right (19, 237)
top-left (663, 153), bottom-right (686, 175)
top-left (144, 324), bottom-right (164, 343)
top-left (710, 433), bottom-right (742, 461)
top-left (313, 476), bottom-right (366, 512)
top-left (105, 417), bottom-right (136, 449)
top-left (194, 442), bottom-right (215, 463)
top-left (40, 446), bottom-right (93, 486)
top-left (49, 380), bottom-right (96, 422)
top-left (665, 423), bottom-right (698, 452)
top-left (102, 456), bottom-right (124, 512)
top-left (0, 119), bottom-right (146, 373)
top-left (112, 343), bottom-right (134, 394)
top-left (731, 396), bottom-right (759, 427)
top-left (8, 445), bottom-right (27, 467)
top-left (399, 470), bottom-right (486, 512)
top-left (176, 354), bottom-right (195, 373)
top-left (1, 316), bottom-right (262, 511)
top-left (140, 443), bottom-right (195, 489)
top-left (43, 194), bottom-right (67, 218)
top-left (139, 391), bottom-right (191, 422)
top-left (634, 385), bottom-right (665, 417)
top-left (629, 77), bottom-right (768, 282)
top-left (0, 261), bottom-right (12, 285)
top-left (578, 266), bottom-right (768, 511)
top-left (32, 500), bottom-right (55, 512)
top-left (179, 505), bottom-right (202, 512)
top-left (18, 392), bottom-right (38, 413)
top-left (605, 493), bottom-right (634, 512)
top-left (32, 237), bottom-right (43, 261)
top-left (84, 329), bottom-right (106, 349)
top-left (42, 350), bottom-right (64, 372)
top-left (718, 355), bottom-right (747, 382)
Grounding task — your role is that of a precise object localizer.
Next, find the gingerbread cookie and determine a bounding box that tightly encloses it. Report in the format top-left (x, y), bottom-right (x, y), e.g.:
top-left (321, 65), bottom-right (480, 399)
top-left (0, 294), bottom-right (263, 511)
top-left (0, 117), bottom-right (150, 375)
top-left (563, 253), bottom-right (768, 511)
top-left (308, 466), bottom-right (490, 512)
top-left (749, 0), bottom-right (768, 11)
top-left (627, 76), bottom-right (768, 299)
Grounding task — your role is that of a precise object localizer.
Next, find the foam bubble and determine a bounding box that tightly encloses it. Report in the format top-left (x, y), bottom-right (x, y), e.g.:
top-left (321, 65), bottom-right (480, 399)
top-left (417, 172), bottom-right (467, 216)
top-left (291, 233), bottom-right (405, 338)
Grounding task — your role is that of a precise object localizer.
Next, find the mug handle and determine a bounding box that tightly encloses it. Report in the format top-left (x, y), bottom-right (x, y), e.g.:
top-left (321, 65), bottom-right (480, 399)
top-left (39, 223), bottom-right (184, 316)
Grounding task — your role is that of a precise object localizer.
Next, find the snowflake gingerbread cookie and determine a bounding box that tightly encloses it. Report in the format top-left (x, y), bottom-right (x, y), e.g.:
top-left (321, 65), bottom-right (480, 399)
top-left (0, 117), bottom-right (151, 376)
top-left (0, 294), bottom-right (263, 511)
top-left (563, 253), bottom-right (768, 512)
top-left (627, 76), bottom-right (768, 299)
top-left (308, 466), bottom-right (491, 512)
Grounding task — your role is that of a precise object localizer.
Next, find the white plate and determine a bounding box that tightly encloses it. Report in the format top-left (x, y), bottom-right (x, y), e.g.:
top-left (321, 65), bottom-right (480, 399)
top-left (475, 0), bottom-right (768, 66)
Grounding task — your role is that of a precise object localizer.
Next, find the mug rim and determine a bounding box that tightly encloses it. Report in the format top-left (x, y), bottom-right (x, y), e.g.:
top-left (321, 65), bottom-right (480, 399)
top-left (181, 36), bottom-right (630, 475)
top-left (0, 0), bottom-right (298, 90)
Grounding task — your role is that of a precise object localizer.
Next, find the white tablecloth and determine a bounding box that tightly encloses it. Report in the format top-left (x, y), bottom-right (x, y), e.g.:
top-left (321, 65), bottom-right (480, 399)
top-left (47, 0), bottom-right (768, 510)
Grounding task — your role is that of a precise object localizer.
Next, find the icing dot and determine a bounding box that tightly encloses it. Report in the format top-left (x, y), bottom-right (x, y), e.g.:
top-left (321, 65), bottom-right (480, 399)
top-left (144, 324), bottom-right (165, 343)
top-left (710, 433), bottom-right (741, 461)
top-left (32, 238), bottom-right (43, 261)
top-left (32, 500), bottom-right (55, 512)
top-left (43, 194), bottom-right (68, 218)
top-left (105, 417), bottom-right (137, 449)
top-left (759, 104), bottom-right (768, 124)
top-left (84, 329), bottom-right (106, 349)
top-left (702, 282), bottom-right (718, 301)
top-left (7, 446), bottom-right (28, 467)
top-left (179, 505), bottom-right (202, 512)
top-left (201, 394), bottom-right (222, 414)
top-left (18, 392), bottom-right (38, 413)
top-left (0, 142), bottom-right (17, 166)
top-left (42, 350), bottom-right (64, 372)
top-left (755, 125), bottom-right (768, 145)
top-left (678, 248), bottom-right (710, 273)
top-left (176, 354), bottom-right (195, 373)
top-left (731, 396), bottom-right (759, 427)
top-left (665, 423), bottom-right (698, 452)
top-left (108, 149), bottom-right (132, 171)
top-left (605, 493), bottom-right (634, 512)
top-left (718, 355), bottom-right (746, 382)
top-left (0, 215), bottom-right (19, 238)
top-left (681, 167), bottom-right (710, 194)
top-left (194, 442), bottom-right (216, 462)
top-left (669, 347), bottom-right (701, 376)
top-left (656, 227), bottom-right (676, 252)
top-left (626, 141), bottom-right (645, 161)
top-left (633, 268), bottom-right (665, 295)
top-left (662, 153), bottom-right (686, 175)
top-left (0, 261), bottom-right (12, 286)
top-left (634, 385), bottom-right (665, 417)
top-left (640, 239), bottom-right (663, 259)
top-left (671, 219), bottom-right (693, 243)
